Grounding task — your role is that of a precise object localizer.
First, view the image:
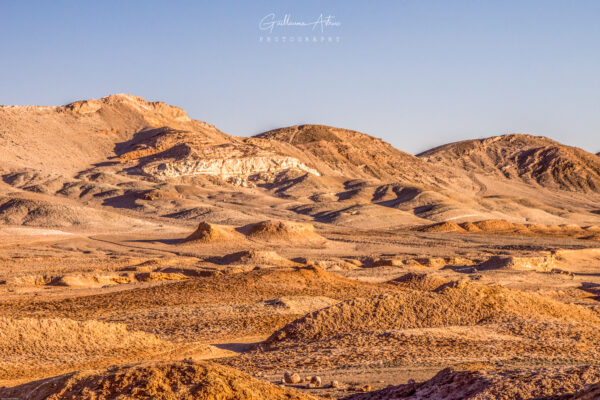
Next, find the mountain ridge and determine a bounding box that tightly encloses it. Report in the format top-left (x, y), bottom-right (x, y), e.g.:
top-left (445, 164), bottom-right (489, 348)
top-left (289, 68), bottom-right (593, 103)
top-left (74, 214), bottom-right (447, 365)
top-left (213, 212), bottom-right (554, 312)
top-left (1, 94), bottom-right (600, 230)
top-left (419, 134), bottom-right (600, 193)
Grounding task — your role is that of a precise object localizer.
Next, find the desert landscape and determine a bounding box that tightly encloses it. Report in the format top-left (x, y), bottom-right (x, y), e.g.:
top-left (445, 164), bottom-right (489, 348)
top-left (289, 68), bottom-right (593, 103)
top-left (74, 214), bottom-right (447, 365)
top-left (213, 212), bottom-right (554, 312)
top-left (0, 94), bottom-right (600, 399)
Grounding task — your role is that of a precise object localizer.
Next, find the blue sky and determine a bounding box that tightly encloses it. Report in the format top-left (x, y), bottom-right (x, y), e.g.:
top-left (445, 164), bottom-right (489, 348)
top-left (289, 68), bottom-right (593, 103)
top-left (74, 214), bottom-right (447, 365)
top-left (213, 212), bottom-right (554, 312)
top-left (1, 1), bottom-right (599, 153)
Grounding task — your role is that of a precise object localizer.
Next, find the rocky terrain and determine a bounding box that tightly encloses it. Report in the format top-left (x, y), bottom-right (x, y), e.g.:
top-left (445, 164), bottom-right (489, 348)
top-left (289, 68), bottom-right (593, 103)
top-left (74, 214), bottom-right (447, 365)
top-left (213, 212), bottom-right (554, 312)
top-left (1, 94), bottom-right (600, 399)
top-left (419, 134), bottom-right (600, 193)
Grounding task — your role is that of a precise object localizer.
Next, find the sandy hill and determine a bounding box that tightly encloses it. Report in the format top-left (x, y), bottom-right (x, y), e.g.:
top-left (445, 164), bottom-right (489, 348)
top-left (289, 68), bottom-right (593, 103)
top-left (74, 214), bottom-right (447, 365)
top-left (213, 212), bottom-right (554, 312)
top-left (183, 219), bottom-right (326, 248)
top-left (253, 124), bottom-right (464, 187)
top-left (419, 134), bottom-right (600, 193)
top-left (0, 360), bottom-right (314, 400)
top-left (184, 221), bottom-right (244, 243)
top-left (224, 280), bottom-right (600, 374)
top-left (0, 317), bottom-right (188, 381)
top-left (0, 94), bottom-right (226, 174)
top-left (2, 95), bottom-right (600, 230)
top-left (240, 219), bottom-right (326, 244)
top-left (266, 282), bottom-right (599, 344)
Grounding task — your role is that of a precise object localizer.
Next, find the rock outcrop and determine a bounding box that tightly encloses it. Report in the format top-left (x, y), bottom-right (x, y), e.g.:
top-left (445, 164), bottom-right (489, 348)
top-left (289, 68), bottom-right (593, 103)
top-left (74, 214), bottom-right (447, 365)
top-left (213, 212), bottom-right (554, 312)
top-left (116, 126), bottom-right (320, 186)
top-left (145, 155), bottom-right (319, 185)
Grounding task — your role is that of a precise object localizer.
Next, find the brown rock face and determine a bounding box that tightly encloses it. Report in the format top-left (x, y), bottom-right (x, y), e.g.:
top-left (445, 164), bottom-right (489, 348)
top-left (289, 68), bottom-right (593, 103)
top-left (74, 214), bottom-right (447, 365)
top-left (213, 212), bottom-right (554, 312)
top-left (254, 124), bottom-right (465, 187)
top-left (419, 134), bottom-right (600, 193)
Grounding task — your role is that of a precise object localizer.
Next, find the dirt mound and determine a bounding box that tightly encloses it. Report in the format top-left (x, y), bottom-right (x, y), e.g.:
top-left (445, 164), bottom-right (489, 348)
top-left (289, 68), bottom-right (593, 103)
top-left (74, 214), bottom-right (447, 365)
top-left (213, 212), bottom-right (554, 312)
top-left (344, 365), bottom-right (600, 400)
top-left (262, 296), bottom-right (339, 314)
top-left (559, 223), bottom-right (584, 232)
top-left (216, 250), bottom-right (298, 267)
top-left (419, 134), bottom-right (600, 193)
top-left (184, 221), bottom-right (244, 243)
top-left (408, 256), bottom-right (475, 268)
top-left (478, 255), bottom-right (556, 272)
top-left (136, 188), bottom-right (181, 201)
top-left (0, 197), bottom-right (92, 227)
top-left (460, 221), bottom-right (482, 232)
top-left (51, 271), bottom-right (187, 288)
top-left (389, 273), bottom-right (451, 291)
top-left (0, 317), bottom-right (181, 380)
top-left (0, 360), bottom-right (314, 400)
top-left (418, 221), bottom-right (466, 233)
top-left (473, 219), bottom-right (517, 231)
top-left (300, 257), bottom-right (362, 271)
top-left (240, 220), bottom-right (326, 243)
top-left (266, 282), bottom-right (600, 344)
top-left (414, 219), bottom-right (594, 240)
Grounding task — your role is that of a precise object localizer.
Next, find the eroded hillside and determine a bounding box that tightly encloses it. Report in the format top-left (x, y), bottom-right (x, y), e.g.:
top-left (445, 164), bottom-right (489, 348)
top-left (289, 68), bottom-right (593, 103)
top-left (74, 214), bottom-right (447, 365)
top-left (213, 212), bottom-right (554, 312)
top-left (2, 94), bottom-right (600, 399)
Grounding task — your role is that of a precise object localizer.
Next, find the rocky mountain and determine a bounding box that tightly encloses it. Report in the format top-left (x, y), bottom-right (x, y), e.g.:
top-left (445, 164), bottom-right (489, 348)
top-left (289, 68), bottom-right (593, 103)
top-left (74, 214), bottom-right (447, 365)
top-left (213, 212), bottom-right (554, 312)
top-left (253, 125), bottom-right (462, 187)
top-left (1, 95), bottom-right (600, 230)
top-left (0, 94), bottom-right (223, 174)
top-left (419, 134), bottom-right (600, 193)
top-left (0, 95), bottom-right (321, 188)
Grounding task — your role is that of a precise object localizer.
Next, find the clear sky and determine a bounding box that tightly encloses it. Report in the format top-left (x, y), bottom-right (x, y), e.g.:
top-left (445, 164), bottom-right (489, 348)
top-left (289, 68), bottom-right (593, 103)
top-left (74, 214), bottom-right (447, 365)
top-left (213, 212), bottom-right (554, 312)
top-left (1, 1), bottom-right (599, 154)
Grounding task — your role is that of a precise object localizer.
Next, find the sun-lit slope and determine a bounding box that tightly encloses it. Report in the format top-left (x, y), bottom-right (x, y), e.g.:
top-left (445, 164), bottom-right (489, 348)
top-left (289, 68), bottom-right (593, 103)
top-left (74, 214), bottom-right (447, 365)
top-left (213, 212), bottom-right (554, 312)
top-left (266, 282), bottom-right (600, 344)
top-left (0, 317), bottom-right (194, 381)
top-left (0, 360), bottom-right (315, 400)
top-left (223, 280), bottom-right (600, 373)
top-left (419, 134), bottom-right (600, 193)
top-left (0, 94), bottom-right (227, 174)
top-left (253, 124), bottom-right (469, 188)
top-left (3, 95), bottom-right (599, 229)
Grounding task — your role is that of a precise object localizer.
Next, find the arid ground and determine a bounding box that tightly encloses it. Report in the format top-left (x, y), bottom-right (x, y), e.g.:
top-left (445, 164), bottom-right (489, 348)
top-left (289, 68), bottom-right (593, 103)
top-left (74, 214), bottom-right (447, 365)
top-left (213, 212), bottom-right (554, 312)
top-left (1, 95), bottom-right (600, 399)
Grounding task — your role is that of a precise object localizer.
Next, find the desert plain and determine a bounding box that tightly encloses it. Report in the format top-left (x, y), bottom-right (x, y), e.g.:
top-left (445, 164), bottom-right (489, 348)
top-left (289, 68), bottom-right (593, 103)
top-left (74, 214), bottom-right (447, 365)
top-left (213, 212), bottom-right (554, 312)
top-left (1, 95), bottom-right (600, 399)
